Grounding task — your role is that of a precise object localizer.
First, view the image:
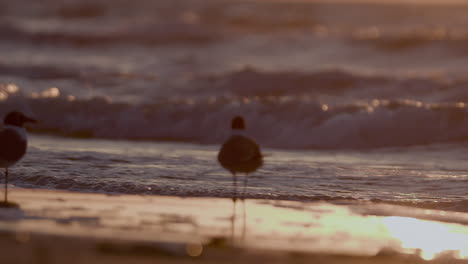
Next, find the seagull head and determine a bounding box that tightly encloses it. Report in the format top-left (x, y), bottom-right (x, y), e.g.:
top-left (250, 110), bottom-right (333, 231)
top-left (231, 116), bottom-right (245, 130)
top-left (4, 111), bottom-right (38, 127)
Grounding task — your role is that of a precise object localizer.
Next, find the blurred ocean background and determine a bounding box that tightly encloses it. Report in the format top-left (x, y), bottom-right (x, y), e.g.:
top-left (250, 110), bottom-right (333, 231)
top-left (0, 0), bottom-right (467, 212)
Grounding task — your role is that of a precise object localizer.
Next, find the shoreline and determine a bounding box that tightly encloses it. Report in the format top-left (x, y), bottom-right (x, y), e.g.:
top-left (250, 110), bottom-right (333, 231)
top-left (0, 188), bottom-right (466, 263)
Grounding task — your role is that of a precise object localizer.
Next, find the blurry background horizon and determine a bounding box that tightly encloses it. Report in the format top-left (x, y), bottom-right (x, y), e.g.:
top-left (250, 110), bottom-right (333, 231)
top-left (2, 0), bottom-right (468, 149)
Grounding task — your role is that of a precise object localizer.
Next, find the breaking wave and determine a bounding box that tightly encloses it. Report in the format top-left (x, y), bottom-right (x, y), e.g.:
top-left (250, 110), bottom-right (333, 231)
top-left (3, 82), bottom-right (468, 149)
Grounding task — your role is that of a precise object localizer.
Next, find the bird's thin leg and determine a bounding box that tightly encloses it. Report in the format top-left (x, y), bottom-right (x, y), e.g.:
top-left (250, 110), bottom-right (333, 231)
top-left (231, 197), bottom-right (237, 241)
top-left (4, 168), bottom-right (8, 203)
top-left (242, 174), bottom-right (249, 200)
top-left (241, 198), bottom-right (246, 241)
top-left (232, 173), bottom-right (237, 202)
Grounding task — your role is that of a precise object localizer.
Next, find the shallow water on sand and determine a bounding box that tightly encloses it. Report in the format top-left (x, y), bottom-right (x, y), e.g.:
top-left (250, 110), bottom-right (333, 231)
top-left (6, 135), bottom-right (466, 212)
top-left (1, 0), bottom-right (468, 215)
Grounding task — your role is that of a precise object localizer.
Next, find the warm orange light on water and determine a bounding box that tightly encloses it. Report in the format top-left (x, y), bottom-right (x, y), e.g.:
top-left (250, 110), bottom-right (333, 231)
top-left (233, 201), bottom-right (468, 260)
top-left (5, 190), bottom-right (468, 261)
top-left (383, 216), bottom-right (468, 260)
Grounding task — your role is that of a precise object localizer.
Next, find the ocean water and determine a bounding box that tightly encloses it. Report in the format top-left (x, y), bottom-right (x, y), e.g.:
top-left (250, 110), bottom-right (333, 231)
top-left (17, 135), bottom-right (468, 213)
top-left (0, 0), bottom-right (468, 212)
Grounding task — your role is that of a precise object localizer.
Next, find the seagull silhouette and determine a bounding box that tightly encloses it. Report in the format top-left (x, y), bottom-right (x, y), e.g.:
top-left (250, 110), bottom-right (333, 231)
top-left (0, 111), bottom-right (37, 207)
top-left (218, 116), bottom-right (263, 201)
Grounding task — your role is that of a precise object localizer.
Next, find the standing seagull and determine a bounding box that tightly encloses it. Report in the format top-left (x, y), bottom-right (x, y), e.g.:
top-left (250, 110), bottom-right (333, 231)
top-left (218, 116), bottom-right (263, 200)
top-left (0, 111), bottom-right (36, 207)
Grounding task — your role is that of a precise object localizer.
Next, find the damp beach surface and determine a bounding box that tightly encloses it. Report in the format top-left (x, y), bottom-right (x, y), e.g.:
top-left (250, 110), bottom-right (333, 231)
top-left (0, 135), bottom-right (466, 263)
top-left (0, 188), bottom-right (467, 264)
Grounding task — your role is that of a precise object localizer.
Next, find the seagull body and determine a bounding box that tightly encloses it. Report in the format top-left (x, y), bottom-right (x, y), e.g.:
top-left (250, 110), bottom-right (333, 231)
top-left (218, 116), bottom-right (262, 200)
top-left (0, 125), bottom-right (28, 168)
top-left (0, 111), bottom-right (36, 206)
top-left (218, 134), bottom-right (262, 175)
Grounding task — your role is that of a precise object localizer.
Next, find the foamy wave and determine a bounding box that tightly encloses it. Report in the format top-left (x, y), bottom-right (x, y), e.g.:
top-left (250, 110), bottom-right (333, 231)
top-left (3, 86), bottom-right (468, 149)
top-left (13, 169), bottom-right (468, 213)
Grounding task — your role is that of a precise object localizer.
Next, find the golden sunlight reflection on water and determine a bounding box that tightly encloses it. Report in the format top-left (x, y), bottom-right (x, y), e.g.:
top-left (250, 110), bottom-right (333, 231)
top-left (236, 202), bottom-right (468, 260)
top-left (0, 83), bottom-right (19, 101)
top-left (31, 87), bottom-right (60, 99)
top-left (383, 216), bottom-right (468, 260)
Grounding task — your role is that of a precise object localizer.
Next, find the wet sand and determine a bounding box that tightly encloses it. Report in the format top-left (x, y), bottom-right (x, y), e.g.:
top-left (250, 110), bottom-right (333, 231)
top-left (0, 188), bottom-right (467, 264)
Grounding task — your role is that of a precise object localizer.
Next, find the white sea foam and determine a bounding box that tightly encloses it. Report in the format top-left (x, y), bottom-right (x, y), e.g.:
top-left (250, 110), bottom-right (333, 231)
top-left (3, 87), bottom-right (468, 150)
